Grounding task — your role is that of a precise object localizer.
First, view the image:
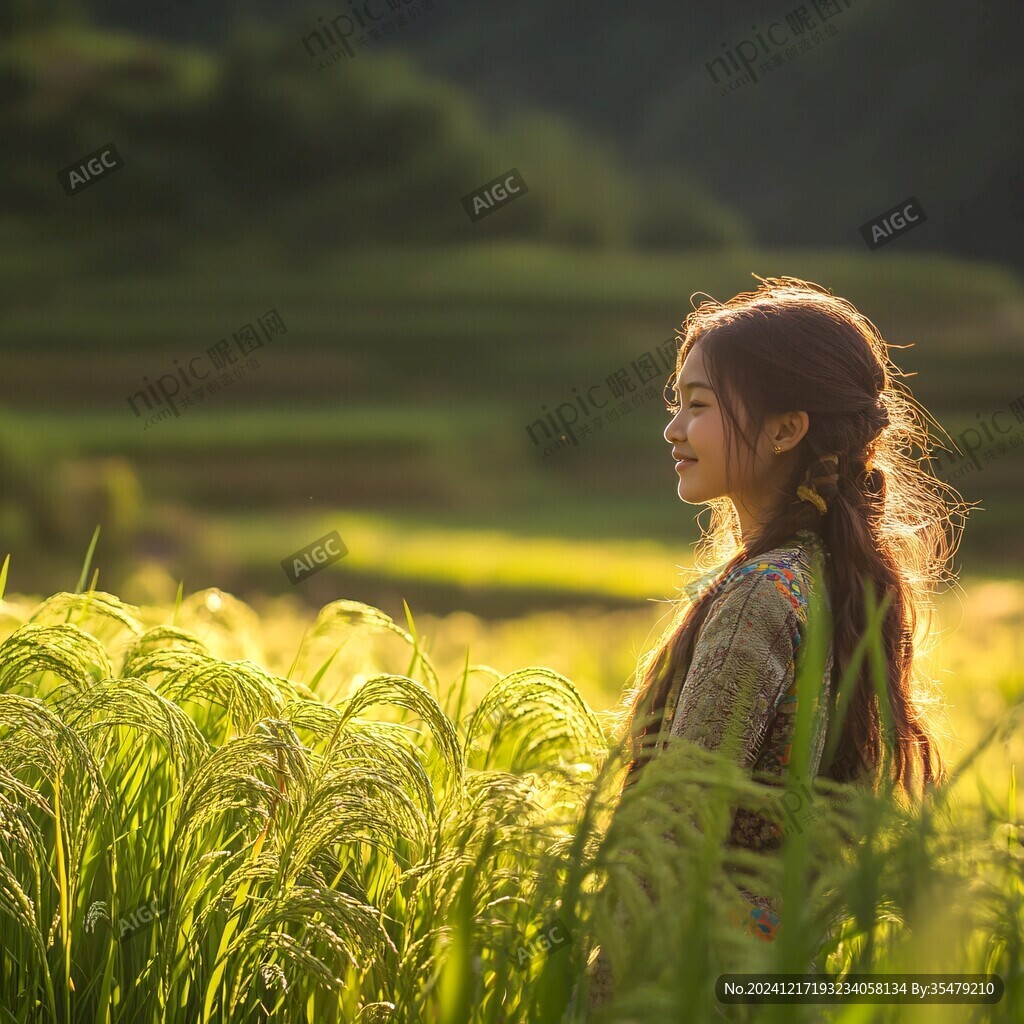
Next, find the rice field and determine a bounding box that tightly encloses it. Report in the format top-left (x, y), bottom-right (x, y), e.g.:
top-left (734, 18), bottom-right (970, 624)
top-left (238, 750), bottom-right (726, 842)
top-left (0, 549), bottom-right (1022, 1023)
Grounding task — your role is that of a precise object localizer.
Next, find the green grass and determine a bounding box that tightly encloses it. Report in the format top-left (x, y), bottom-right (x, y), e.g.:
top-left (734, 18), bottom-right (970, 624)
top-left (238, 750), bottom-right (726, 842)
top-left (0, 567), bottom-right (1021, 1022)
top-left (205, 511), bottom-right (685, 604)
top-left (0, 405), bottom-right (497, 456)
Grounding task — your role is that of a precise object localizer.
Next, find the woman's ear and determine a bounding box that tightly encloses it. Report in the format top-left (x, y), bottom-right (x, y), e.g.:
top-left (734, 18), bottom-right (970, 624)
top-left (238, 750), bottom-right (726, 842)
top-left (771, 410), bottom-right (810, 450)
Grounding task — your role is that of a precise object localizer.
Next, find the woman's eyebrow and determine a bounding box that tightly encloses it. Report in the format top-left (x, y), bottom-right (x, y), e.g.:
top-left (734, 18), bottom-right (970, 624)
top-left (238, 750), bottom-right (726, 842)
top-left (680, 380), bottom-right (713, 392)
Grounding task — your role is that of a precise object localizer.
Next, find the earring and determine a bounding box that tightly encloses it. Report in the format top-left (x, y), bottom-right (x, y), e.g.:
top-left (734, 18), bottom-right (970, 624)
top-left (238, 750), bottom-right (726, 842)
top-left (773, 444), bottom-right (782, 455)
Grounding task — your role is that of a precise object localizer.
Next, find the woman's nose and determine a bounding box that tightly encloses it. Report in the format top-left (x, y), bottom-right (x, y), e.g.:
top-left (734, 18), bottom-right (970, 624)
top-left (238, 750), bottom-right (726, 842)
top-left (665, 414), bottom-right (685, 443)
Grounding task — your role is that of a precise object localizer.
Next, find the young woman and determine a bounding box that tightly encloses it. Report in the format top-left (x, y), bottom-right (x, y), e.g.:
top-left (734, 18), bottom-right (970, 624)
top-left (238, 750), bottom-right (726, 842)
top-left (584, 275), bottom-right (965, 1008)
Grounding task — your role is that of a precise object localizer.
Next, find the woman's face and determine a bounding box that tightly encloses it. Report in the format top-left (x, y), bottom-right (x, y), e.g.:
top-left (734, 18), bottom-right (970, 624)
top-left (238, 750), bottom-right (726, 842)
top-left (664, 342), bottom-right (802, 537)
top-left (664, 342), bottom-right (810, 538)
top-left (663, 342), bottom-right (734, 505)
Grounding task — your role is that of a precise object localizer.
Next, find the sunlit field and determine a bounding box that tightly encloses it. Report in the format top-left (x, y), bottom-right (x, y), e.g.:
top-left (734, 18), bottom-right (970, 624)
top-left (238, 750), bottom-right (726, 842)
top-left (0, 542), bottom-right (1021, 1023)
top-left (2, 4), bottom-right (1021, 1021)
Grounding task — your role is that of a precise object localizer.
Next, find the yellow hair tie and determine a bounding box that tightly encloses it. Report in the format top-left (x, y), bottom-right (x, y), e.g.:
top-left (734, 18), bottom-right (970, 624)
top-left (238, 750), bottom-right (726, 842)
top-left (796, 484), bottom-right (827, 514)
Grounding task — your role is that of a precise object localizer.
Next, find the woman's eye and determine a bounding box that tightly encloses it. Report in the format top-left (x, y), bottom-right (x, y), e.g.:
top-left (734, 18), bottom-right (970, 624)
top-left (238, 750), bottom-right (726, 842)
top-left (689, 401), bottom-right (705, 410)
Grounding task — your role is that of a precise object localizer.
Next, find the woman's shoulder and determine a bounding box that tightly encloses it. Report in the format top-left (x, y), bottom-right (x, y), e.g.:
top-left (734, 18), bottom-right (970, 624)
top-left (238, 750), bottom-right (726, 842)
top-left (724, 528), bottom-right (828, 615)
top-left (694, 528), bottom-right (828, 625)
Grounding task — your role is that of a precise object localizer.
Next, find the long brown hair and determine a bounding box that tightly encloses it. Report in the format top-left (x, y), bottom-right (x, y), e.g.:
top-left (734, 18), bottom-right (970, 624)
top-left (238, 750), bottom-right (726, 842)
top-left (617, 276), bottom-right (970, 802)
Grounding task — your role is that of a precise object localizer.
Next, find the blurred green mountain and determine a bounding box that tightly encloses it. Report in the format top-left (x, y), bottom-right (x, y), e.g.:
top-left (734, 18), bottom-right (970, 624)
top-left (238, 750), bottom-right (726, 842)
top-left (65, 0), bottom-right (1024, 271)
top-left (0, 18), bottom-right (749, 269)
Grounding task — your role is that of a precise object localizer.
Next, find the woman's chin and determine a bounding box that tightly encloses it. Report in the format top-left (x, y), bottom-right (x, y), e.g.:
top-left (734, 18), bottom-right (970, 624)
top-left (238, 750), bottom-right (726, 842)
top-left (677, 482), bottom-right (711, 504)
top-left (676, 473), bottom-right (718, 504)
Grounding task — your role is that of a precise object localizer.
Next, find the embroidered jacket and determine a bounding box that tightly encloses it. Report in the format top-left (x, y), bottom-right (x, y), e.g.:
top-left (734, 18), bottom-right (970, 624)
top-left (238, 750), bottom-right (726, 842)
top-left (665, 527), bottom-right (834, 853)
top-left (663, 532), bottom-right (831, 925)
top-left (585, 528), bottom-right (835, 1006)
